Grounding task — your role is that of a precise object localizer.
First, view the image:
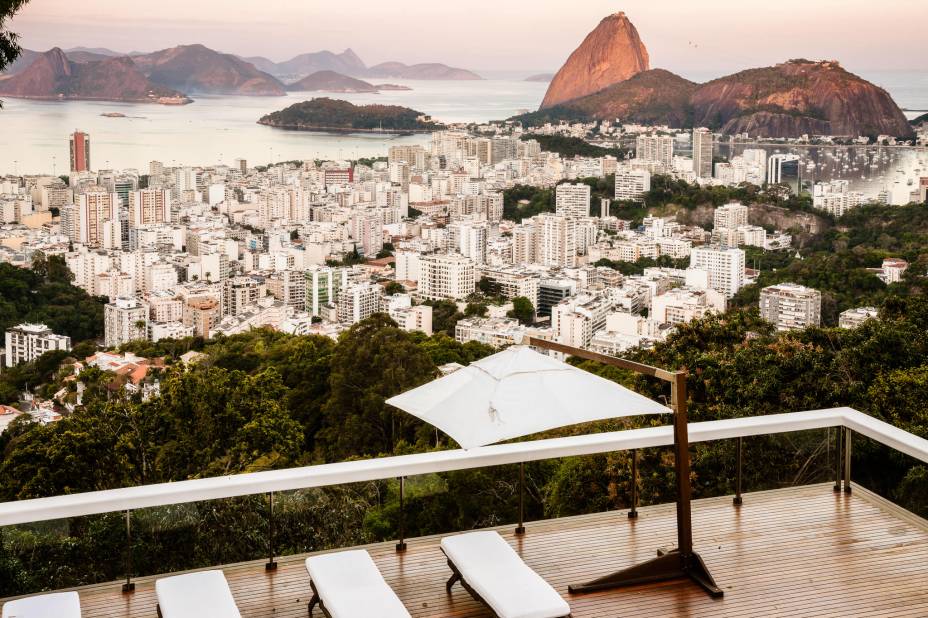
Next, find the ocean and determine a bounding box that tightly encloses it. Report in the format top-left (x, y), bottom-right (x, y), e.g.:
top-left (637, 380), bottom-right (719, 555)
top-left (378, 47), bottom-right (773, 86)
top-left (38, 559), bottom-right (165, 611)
top-left (0, 71), bottom-right (925, 181)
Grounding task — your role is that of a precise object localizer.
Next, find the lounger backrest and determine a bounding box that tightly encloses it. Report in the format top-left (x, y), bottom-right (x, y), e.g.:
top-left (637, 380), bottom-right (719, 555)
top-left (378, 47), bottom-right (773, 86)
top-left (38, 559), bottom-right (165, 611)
top-left (305, 550), bottom-right (411, 618)
top-left (155, 570), bottom-right (241, 618)
top-left (441, 531), bottom-right (571, 618)
top-left (1, 591), bottom-right (81, 618)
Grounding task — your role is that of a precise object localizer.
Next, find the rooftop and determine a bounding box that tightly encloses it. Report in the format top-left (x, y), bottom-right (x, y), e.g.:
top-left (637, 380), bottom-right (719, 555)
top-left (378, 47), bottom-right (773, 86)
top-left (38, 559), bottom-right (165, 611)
top-left (6, 483), bottom-right (926, 618)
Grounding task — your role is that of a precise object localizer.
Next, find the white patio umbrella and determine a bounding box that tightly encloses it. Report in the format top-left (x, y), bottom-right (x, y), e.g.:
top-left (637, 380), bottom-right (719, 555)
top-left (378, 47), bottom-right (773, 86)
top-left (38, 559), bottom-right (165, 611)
top-left (386, 345), bottom-right (670, 449)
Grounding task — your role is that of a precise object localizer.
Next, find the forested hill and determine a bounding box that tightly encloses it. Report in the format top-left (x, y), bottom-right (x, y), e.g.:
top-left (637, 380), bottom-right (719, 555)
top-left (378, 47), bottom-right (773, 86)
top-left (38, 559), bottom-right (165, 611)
top-left (258, 98), bottom-right (442, 133)
top-left (0, 254), bottom-right (104, 343)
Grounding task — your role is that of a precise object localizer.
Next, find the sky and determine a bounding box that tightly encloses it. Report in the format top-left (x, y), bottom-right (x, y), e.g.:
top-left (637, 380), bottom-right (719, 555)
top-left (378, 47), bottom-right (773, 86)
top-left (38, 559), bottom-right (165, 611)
top-left (8, 0), bottom-right (927, 75)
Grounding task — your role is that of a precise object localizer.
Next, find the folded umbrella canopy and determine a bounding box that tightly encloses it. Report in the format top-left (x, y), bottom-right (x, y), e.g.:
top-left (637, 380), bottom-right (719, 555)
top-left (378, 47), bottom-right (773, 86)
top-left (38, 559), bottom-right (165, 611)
top-left (386, 345), bottom-right (670, 449)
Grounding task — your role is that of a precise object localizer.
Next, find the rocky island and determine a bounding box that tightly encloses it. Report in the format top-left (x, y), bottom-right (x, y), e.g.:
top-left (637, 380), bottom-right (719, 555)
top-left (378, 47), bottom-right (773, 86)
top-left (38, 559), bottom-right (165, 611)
top-left (257, 97), bottom-right (441, 133)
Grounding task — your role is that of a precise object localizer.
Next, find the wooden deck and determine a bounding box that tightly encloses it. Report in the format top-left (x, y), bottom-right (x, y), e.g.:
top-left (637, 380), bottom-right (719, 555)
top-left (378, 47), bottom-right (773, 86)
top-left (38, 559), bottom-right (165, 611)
top-left (8, 483), bottom-right (928, 617)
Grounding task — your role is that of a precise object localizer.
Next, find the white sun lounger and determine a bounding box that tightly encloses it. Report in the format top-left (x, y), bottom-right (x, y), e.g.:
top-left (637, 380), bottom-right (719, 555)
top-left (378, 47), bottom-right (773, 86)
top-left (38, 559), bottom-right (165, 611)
top-left (441, 531), bottom-right (571, 618)
top-left (305, 549), bottom-right (411, 618)
top-left (155, 570), bottom-right (241, 618)
top-left (1, 591), bottom-right (80, 618)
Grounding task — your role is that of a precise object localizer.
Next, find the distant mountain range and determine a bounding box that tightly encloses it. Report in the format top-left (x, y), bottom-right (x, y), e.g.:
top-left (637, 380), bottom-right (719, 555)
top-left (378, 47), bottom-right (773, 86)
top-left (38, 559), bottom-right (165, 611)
top-left (0, 48), bottom-right (192, 105)
top-left (0, 44), bottom-right (483, 103)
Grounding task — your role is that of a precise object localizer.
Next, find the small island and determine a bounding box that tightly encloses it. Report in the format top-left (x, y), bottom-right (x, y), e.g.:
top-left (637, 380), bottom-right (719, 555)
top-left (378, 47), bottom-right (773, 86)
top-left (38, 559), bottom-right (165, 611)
top-left (258, 97), bottom-right (442, 134)
top-left (285, 70), bottom-right (379, 93)
top-left (375, 83), bottom-right (413, 91)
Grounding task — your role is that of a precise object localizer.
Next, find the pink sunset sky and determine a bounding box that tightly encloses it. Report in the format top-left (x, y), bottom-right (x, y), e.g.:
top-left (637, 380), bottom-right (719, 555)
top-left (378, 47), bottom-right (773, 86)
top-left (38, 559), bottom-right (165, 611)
top-left (8, 0), bottom-right (927, 73)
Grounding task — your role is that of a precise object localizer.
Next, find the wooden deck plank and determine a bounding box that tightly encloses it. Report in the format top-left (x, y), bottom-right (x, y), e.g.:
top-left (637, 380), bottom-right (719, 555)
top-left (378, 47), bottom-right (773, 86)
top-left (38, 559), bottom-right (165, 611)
top-left (4, 483), bottom-right (927, 618)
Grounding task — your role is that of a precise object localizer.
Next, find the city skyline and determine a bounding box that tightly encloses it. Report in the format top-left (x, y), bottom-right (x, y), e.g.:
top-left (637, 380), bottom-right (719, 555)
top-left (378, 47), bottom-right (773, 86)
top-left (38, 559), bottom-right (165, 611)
top-left (8, 0), bottom-right (928, 74)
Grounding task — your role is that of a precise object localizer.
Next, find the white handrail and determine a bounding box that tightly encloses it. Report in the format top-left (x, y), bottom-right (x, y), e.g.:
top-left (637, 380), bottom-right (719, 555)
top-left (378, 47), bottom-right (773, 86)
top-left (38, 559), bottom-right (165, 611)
top-left (0, 407), bottom-right (924, 526)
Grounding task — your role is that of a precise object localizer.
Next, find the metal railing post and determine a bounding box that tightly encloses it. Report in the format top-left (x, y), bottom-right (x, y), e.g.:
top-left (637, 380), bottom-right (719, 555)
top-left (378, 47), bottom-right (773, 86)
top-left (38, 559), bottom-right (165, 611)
top-left (733, 437), bottom-right (743, 506)
top-left (395, 477), bottom-right (407, 552)
top-left (265, 492), bottom-right (277, 571)
top-left (122, 510), bottom-right (135, 593)
top-left (628, 449), bottom-right (638, 519)
top-left (834, 427), bottom-right (844, 492)
top-left (515, 462), bottom-right (526, 535)
top-left (844, 428), bottom-right (853, 494)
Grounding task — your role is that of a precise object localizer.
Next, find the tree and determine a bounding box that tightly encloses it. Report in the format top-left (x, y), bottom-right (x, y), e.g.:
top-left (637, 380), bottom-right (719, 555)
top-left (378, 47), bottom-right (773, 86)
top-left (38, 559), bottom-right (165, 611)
top-left (464, 302), bottom-right (488, 318)
top-left (507, 297), bottom-right (535, 325)
top-left (422, 299), bottom-right (464, 336)
top-left (0, 1), bottom-right (29, 77)
top-left (316, 314), bottom-right (437, 459)
top-left (383, 281), bottom-right (405, 296)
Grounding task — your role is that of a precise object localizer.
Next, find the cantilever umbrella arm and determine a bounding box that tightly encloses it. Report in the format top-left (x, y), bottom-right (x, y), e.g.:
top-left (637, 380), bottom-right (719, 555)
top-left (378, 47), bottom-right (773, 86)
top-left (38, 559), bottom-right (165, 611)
top-left (526, 337), bottom-right (723, 599)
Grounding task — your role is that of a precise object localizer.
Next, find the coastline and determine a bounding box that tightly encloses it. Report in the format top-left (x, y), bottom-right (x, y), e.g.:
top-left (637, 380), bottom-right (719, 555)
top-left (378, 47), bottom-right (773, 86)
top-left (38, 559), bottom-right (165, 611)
top-left (256, 119), bottom-right (438, 135)
top-left (0, 93), bottom-right (193, 105)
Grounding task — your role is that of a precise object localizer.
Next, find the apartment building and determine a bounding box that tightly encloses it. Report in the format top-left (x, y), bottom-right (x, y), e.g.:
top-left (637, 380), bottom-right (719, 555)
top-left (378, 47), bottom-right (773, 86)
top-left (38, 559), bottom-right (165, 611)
top-left (104, 297), bottom-right (149, 347)
top-left (713, 202), bottom-right (749, 230)
top-left (419, 253), bottom-right (476, 300)
top-left (4, 324), bottom-right (71, 367)
top-left (614, 168), bottom-right (651, 202)
top-left (760, 283), bottom-right (822, 331)
top-left (838, 307), bottom-right (879, 329)
top-left (336, 282), bottom-right (383, 324)
top-left (689, 246), bottom-right (746, 298)
top-left (555, 183), bottom-right (591, 218)
top-left (533, 214), bottom-right (577, 268)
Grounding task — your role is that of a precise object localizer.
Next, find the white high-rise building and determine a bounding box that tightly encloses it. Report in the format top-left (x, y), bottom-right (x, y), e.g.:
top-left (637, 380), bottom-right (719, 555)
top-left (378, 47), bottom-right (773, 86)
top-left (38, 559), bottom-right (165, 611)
top-left (533, 214), bottom-right (577, 268)
top-left (551, 293), bottom-right (613, 349)
top-left (692, 128), bottom-right (714, 179)
top-left (615, 169), bottom-right (651, 202)
top-left (457, 221), bottom-right (489, 264)
top-left (767, 154), bottom-right (801, 185)
top-left (78, 189), bottom-right (118, 247)
top-left (689, 247), bottom-right (745, 298)
top-left (129, 189), bottom-right (171, 227)
top-left (4, 323), bottom-right (71, 367)
top-left (812, 180), bottom-right (864, 217)
top-left (555, 183), bottom-right (591, 218)
top-left (104, 297), bottom-right (149, 347)
top-left (512, 224), bottom-right (535, 265)
top-left (336, 282), bottom-right (382, 324)
top-left (636, 134), bottom-right (674, 169)
top-left (714, 202), bottom-right (749, 230)
top-left (419, 253), bottom-right (476, 300)
top-left (760, 283), bottom-right (822, 331)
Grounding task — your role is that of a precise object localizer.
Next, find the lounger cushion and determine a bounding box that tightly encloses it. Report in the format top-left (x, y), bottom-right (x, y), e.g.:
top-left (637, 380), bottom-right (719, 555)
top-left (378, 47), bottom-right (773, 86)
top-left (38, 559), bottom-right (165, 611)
top-left (155, 570), bottom-right (241, 618)
top-left (305, 550), bottom-right (411, 618)
top-left (441, 531), bottom-right (570, 618)
top-left (2, 591), bottom-right (80, 618)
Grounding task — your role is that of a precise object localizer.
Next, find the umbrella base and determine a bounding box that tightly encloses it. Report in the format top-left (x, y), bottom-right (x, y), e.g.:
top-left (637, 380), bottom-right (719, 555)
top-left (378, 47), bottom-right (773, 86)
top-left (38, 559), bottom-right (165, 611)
top-left (567, 549), bottom-right (723, 598)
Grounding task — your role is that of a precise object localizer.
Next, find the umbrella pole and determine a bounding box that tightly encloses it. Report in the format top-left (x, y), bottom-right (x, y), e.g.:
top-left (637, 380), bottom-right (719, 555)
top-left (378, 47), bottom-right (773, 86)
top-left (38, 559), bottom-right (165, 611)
top-left (524, 338), bottom-right (722, 598)
top-left (566, 370), bottom-right (721, 597)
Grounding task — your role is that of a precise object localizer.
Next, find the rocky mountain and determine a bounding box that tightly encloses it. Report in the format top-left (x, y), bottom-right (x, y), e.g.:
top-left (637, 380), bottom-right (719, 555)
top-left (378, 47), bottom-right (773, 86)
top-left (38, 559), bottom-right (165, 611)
top-left (286, 70), bottom-right (377, 93)
top-left (0, 48), bottom-right (191, 104)
top-left (131, 44), bottom-right (285, 96)
top-left (365, 62), bottom-right (482, 80)
top-left (1, 49), bottom-right (40, 74)
top-left (689, 60), bottom-right (914, 138)
top-left (520, 59), bottom-right (913, 139)
top-left (522, 69), bottom-right (697, 127)
top-left (541, 12), bottom-right (649, 109)
top-left (244, 49), bottom-right (367, 78)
